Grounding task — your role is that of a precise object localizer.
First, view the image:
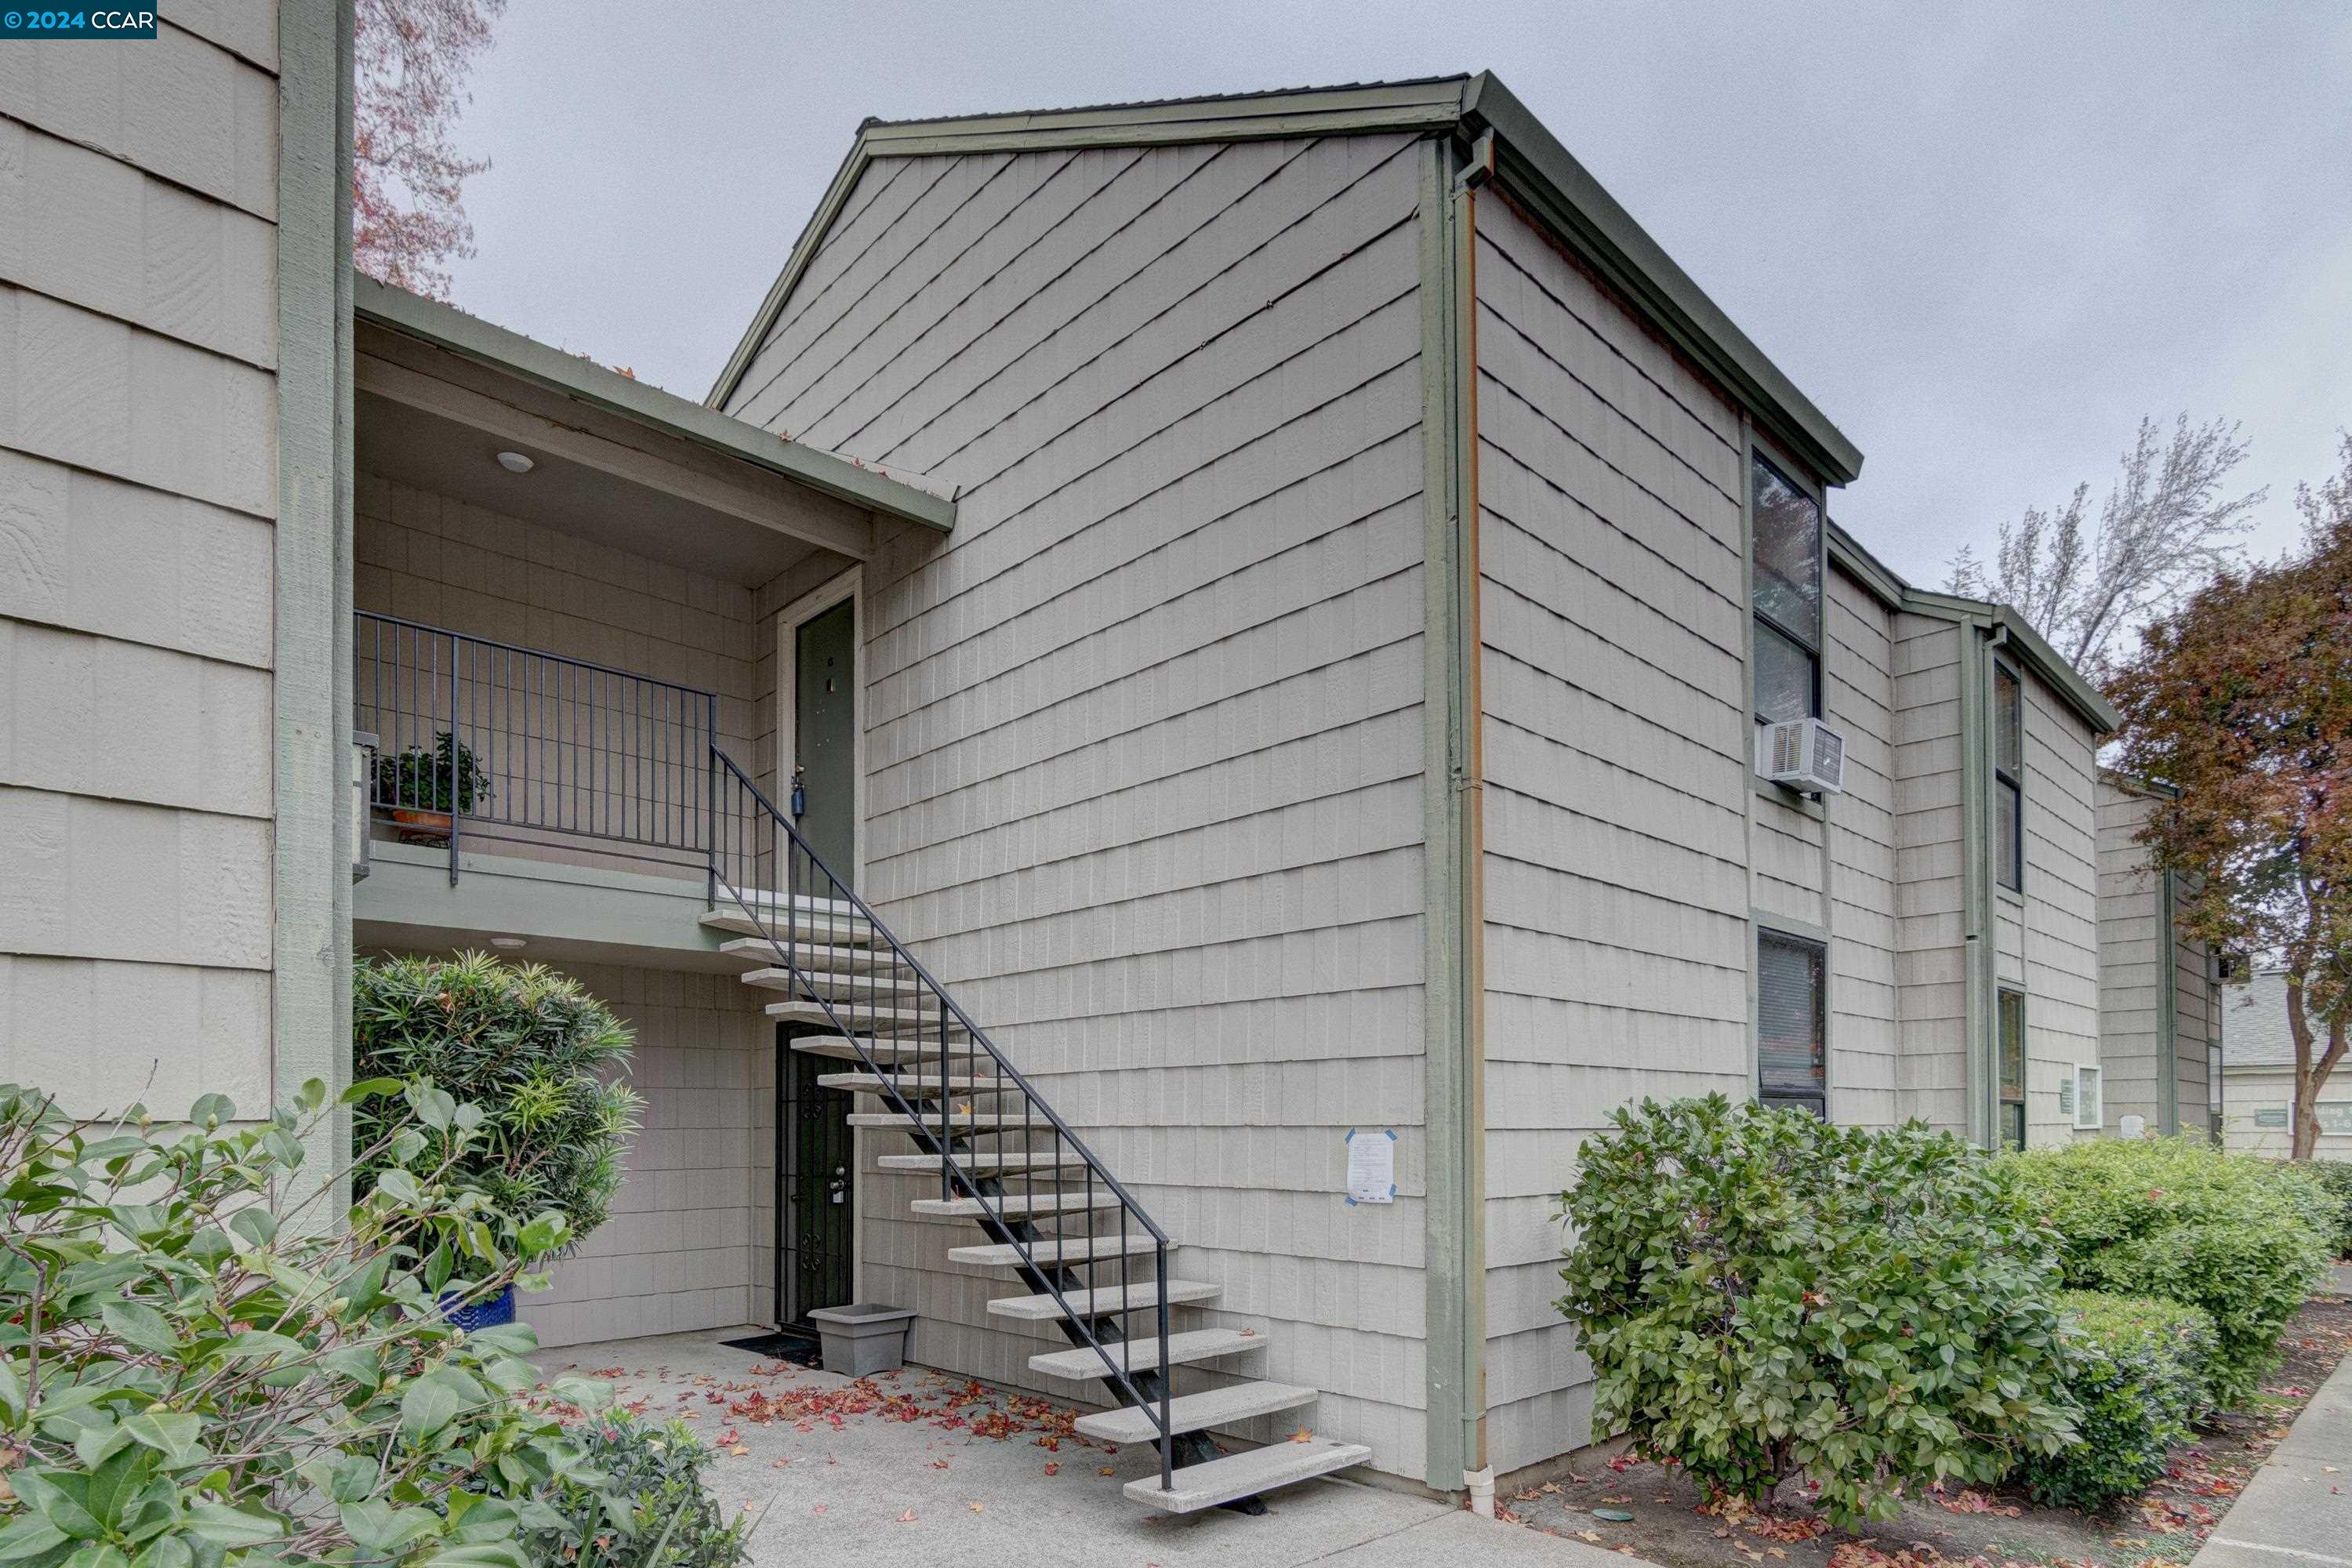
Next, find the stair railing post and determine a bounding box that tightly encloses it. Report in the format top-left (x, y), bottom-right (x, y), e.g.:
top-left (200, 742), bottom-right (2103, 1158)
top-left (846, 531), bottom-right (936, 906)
top-left (705, 695), bottom-right (719, 906)
top-left (937, 991), bottom-right (949, 1204)
top-left (447, 632), bottom-right (462, 886)
top-left (1156, 1237), bottom-right (1172, 1490)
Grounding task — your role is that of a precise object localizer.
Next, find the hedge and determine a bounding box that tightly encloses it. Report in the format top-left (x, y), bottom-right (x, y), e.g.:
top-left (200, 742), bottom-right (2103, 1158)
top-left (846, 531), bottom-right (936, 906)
top-left (2014, 1290), bottom-right (2216, 1510)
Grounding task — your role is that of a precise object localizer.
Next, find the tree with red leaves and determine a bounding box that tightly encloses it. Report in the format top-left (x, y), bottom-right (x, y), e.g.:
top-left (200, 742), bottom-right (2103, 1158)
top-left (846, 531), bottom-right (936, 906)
top-left (354, 0), bottom-right (506, 299)
top-left (2110, 434), bottom-right (2352, 1160)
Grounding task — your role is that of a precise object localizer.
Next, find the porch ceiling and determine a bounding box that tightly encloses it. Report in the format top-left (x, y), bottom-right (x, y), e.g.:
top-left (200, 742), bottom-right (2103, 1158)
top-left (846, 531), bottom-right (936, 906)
top-left (357, 390), bottom-right (833, 587)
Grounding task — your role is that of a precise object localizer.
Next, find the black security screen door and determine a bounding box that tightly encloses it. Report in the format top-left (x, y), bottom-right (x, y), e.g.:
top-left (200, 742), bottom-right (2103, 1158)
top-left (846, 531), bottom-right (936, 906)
top-left (779, 1029), bottom-right (855, 1324)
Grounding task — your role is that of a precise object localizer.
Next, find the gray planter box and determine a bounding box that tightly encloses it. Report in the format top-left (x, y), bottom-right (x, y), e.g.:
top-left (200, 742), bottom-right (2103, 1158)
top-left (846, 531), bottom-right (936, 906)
top-left (804, 1304), bottom-right (918, 1377)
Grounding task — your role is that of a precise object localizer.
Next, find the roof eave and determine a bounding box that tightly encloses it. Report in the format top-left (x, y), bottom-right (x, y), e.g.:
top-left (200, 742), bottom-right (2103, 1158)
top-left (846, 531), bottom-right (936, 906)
top-left (703, 74), bottom-right (1864, 489)
top-left (352, 274), bottom-right (954, 532)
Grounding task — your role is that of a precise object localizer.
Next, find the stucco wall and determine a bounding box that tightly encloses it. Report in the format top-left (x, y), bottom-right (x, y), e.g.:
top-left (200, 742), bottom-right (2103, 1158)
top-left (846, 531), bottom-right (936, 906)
top-left (724, 132), bottom-right (1434, 1475)
top-left (0, 9), bottom-right (282, 1116)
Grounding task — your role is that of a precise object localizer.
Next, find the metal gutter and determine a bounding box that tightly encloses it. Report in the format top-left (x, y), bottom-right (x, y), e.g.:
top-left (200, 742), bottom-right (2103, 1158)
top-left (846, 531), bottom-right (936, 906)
top-left (354, 274), bottom-right (955, 533)
top-left (1417, 132), bottom-right (1489, 1497)
top-left (704, 73), bottom-right (1865, 494)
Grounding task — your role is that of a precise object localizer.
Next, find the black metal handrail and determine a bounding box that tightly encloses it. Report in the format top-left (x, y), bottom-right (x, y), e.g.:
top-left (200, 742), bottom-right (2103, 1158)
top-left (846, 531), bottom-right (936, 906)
top-left (707, 751), bottom-right (1178, 1488)
top-left (350, 612), bottom-right (1178, 1486)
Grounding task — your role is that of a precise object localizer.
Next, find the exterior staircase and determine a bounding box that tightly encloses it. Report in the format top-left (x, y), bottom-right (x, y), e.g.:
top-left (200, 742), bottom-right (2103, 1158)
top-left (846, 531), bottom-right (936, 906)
top-left (700, 753), bottom-right (1372, 1514)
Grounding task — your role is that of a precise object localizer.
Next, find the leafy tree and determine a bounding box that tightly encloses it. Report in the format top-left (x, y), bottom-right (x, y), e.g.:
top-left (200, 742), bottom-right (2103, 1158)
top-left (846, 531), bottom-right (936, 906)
top-left (2109, 434), bottom-right (2352, 1159)
top-left (355, 0), bottom-right (508, 298)
top-left (1947, 414), bottom-right (2265, 679)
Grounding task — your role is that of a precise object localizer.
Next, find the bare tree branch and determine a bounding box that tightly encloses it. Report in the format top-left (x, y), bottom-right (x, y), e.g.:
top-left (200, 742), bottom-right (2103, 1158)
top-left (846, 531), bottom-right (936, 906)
top-left (354, 0), bottom-right (508, 299)
top-left (1948, 414), bottom-right (2266, 680)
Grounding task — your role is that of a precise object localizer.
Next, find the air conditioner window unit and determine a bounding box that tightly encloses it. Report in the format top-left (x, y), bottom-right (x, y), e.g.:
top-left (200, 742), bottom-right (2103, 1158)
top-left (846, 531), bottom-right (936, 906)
top-left (1758, 717), bottom-right (1846, 794)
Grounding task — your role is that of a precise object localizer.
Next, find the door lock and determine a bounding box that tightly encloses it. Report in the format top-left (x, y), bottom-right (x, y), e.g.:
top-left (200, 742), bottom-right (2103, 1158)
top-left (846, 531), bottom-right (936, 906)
top-left (790, 764), bottom-right (806, 818)
top-left (829, 1165), bottom-right (848, 1205)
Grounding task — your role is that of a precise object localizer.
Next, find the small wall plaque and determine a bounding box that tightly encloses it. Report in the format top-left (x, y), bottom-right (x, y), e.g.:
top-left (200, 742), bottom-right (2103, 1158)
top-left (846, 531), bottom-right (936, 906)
top-left (1345, 1128), bottom-right (1397, 1205)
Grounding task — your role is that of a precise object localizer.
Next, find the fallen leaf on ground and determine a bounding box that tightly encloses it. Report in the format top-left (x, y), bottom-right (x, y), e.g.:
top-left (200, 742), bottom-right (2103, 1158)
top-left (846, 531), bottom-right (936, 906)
top-left (1044, 1462), bottom-right (1060, 1475)
top-left (897, 1508), bottom-right (916, 1523)
top-left (1288, 1427), bottom-right (1315, 1443)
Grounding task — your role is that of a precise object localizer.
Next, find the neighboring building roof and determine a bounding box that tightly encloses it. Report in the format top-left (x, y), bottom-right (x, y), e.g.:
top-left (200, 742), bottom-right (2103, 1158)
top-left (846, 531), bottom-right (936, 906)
top-left (2223, 969), bottom-right (2296, 1068)
top-left (1828, 523), bottom-right (2122, 735)
top-left (355, 274), bottom-right (954, 532)
top-left (706, 73), bottom-right (1864, 489)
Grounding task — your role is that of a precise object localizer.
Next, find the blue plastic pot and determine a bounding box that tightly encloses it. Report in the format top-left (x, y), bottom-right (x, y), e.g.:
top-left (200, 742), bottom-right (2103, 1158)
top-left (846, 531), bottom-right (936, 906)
top-left (440, 1283), bottom-right (516, 1331)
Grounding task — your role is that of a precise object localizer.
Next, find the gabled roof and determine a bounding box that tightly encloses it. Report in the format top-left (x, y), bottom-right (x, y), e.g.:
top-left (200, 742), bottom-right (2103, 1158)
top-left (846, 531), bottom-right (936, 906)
top-left (706, 73), bottom-right (1864, 489)
top-left (356, 274), bottom-right (954, 532)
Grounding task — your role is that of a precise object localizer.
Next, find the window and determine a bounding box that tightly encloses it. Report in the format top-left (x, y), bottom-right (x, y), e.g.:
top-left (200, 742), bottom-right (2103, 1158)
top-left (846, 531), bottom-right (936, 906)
top-left (1751, 456), bottom-right (1823, 728)
top-left (1998, 989), bottom-right (2027, 1149)
top-left (1994, 662), bottom-right (2024, 892)
top-left (2072, 1064), bottom-right (2103, 1131)
top-left (1758, 931), bottom-right (1826, 1117)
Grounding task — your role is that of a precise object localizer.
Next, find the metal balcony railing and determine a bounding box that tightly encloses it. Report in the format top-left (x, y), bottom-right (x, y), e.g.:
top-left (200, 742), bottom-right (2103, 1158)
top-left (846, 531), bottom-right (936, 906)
top-left (352, 612), bottom-right (1178, 1487)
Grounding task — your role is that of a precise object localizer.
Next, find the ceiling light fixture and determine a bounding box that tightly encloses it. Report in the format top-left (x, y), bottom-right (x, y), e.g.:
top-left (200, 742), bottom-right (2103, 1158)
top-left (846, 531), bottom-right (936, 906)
top-left (489, 936), bottom-right (528, 950)
top-left (495, 451), bottom-right (536, 474)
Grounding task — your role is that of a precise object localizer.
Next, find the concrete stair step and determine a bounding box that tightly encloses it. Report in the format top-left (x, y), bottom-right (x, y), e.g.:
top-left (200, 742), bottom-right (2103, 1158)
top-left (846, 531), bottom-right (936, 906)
top-left (737, 967), bottom-right (929, 998)
top-left (818, 1073), bottom-right (1004, 1095)
top-left (765, 998), bottom-right (969, 1032)
top-left (700, 906), bottom-right (872, 945)
top-left (1028, 1328), bottom-right (1269, 1381)
top-left (846, 1109), bottom-right (1022, 1131)
top-left (787, 1036), bottom-right (935, 1064)
top-left (720, 937), bottom-right (893, 973)
top-left (1124, 1439), bottom-right (1371, 1513)
top-left (1074, 1381), bottom-right (1318, 1444)
top-left (947, 1232), bottom-right (1160, 1268)
top-left (909, 1191), bottom-right (1116, 1219)
top-left (877, 1150), bottom-right (1087, 1174)
top-left (985, 1280), bottom-right (1219, 1322)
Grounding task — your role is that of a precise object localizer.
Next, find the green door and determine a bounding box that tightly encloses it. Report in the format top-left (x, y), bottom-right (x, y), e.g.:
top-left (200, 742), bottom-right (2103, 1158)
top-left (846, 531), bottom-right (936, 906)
top-left (793, 599), bottom-right (855, 883)
top-left (780, 1033), bottom-right (855, 1323)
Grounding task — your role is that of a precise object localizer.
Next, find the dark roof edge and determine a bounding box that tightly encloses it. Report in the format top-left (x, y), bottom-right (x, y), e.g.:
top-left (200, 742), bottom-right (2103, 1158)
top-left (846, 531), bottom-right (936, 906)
top-left (703, 74), bottom-right (1864, 486)
top-left (1459, 74), bottom-right (1860, 486)
top-left (355, 275), bottom-right (953, 532)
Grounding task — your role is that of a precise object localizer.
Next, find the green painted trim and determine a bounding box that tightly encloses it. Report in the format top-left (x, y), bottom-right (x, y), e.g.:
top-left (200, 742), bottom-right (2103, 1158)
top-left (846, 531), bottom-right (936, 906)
top-left (1958, 623), bottom-right (1998, 1147)
top-left (706, 73), bottom-right (1865, 490)
top-left (1827, 523), bottom-right (1907, 611)
top-left (276, 0), bottom-right (354, 1192)
top-left (1460, 73), bottom-right (1859, 486)
top-left (2158, 869), bottom-right (2181, 1135)
top-left (1417, 133), bottom-right (1486, 1493)
top-left (354, 274), bottom-right (954, 533)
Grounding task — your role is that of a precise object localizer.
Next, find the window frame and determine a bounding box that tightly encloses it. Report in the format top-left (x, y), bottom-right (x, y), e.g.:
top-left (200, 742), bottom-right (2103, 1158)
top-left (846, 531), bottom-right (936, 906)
top-left (1748, 450), bottom-right (1827, 734)
top-left (1994, 660), bottom-right (2024, 893)
top-left (2071, 1063), bottom-right (2103, 1131)
top-left (1998, 987), bottom-right (2027, 1149)
top-left (1756, 927), bottom-right (1828, 1120)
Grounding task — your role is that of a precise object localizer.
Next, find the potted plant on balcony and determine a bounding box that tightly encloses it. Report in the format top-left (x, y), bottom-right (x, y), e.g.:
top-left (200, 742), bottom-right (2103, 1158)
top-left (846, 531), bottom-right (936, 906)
top-left (375, 731), bottom-right (488, 845)
top-left (353, 953), bottom-right (643, 1328)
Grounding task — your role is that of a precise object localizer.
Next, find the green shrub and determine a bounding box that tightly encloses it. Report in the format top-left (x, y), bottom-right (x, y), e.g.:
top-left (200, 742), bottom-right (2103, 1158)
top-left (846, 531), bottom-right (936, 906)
top-left (0, 1076), bottom-right (606, 1565)
top-left (530, 1413), bottom-right (748, 1567)
top-left (355, 953), bottom-right (643, 1266)
top-left (1556, 1096), bottom-right (2078, 1526)
top-left (2015, 1291), bottom-right (2216, 1510)
top-left (2267, 1158), bottom-right (2352, 1261)
top-left (2005, 1138), bottom-right (2331, 1406)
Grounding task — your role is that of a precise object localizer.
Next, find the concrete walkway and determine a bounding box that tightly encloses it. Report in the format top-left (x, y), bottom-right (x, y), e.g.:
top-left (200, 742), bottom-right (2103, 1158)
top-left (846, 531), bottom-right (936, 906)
top-left (534, 1327), bottom-right (1628, 1568)
top-left (2192, 1329), bottom-right (2352, 1568)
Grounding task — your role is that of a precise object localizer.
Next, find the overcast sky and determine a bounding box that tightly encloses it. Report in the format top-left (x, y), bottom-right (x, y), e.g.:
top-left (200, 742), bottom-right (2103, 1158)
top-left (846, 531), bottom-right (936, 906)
top-left (445, 0), bottom-right (2351, 587)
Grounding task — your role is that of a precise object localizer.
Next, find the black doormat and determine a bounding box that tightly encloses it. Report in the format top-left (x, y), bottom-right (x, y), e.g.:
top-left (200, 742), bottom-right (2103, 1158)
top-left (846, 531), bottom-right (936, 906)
top-left (718, 1330), bottom-right (822, 1367)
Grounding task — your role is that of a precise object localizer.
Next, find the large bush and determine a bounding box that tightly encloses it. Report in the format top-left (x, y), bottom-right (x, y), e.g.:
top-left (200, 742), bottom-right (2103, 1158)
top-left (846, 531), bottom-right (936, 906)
top-left (1557, 1096), bottom-right (2078, 1526)
top-left (2015, 1291), bottom-right (2216, 1511)
top-left (2267, 1158), bottom-right (2352, 1261)
top-left (530, 1413), bottom-right (748, 1568)
top-left (356, 953), bottom-right (642, 1262)
top-left (2005, 1138), bottom-right (2331, 1405)
top-left (0, 1076), bottom-right (603, 1564)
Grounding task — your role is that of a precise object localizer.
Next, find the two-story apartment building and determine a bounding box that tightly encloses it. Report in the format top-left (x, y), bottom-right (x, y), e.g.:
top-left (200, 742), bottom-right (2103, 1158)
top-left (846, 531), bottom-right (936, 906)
top-left (3, 39), bottom-right (2126, 1511)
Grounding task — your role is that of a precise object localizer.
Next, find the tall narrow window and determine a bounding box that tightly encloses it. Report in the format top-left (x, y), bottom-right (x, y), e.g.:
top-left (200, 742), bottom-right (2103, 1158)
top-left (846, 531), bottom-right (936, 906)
top-left (1758, 931), bottom-right (1826, 1118)
top-left (1998, 989), bottom-right (2027, 1149)
top-left (1751, 456), bottom-right (1823, 729)
top-left (1994, 662), bottom-right (2024, 891)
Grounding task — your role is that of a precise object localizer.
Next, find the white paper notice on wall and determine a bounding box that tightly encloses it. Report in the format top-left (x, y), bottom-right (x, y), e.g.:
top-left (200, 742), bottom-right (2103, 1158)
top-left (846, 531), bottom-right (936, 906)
top-left (2119, 1112), bottom-right (2147, 1139)
top-left (1345, 1128), bottom-right (1397, 1205)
